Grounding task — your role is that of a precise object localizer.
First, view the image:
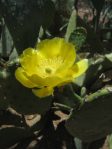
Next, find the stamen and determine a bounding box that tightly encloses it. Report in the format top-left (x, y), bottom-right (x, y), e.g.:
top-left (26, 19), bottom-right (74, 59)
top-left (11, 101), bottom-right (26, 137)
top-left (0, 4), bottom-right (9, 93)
top-left (37, 56), bottom-right (63, 77)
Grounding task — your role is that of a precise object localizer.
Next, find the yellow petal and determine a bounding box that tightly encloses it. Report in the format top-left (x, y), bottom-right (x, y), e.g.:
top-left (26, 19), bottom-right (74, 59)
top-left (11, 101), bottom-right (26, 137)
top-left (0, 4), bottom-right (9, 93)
top-left (15, 67), bottom-right (36, 88)
top-left (32, 87), bottom-right (54, 98)
top-left (28, 74), bottom-right (46, 87)
top-left (20, 48), bottom-right (44, 75)
top-left (36, 38), bottom-right (63, 58)
top-left (57, 59), bottom-right (88, 85)
top-left (57, 79), bottom-right (72, 87)
top-left (37, 38), bottom-right (76, 69)
top-left (45, 76), bottom-right (63, 87)
top-left (67, 59), bottom-right (88, 78)
top-left (29, 74), bottom-right (63, 87)
top-left (20, 48), bottom-right (35, 56)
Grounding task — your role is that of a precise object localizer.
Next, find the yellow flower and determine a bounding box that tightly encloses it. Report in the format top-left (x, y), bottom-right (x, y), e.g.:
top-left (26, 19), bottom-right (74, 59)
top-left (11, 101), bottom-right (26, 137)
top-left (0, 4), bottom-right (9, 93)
top-left (15, 38), bottom-right (88, 98)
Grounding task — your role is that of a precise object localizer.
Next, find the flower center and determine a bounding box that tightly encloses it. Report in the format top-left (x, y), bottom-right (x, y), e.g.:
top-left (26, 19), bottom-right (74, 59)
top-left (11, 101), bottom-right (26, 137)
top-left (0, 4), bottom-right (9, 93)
top-left (45, 68), bottom-right (52, 74)
top-left (37, 56), bottom-right (63, 78)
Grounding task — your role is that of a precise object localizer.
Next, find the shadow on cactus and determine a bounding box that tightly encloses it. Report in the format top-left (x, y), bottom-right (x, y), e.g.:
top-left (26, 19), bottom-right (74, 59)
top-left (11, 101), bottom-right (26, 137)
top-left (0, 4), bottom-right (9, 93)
top-left (0, 1), bottom-right (112, 148)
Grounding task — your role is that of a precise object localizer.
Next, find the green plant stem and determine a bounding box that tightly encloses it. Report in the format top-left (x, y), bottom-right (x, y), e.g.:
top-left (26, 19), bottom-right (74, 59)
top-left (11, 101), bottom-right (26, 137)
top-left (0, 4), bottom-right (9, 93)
top-left (85, 87), bottom-right (112, 102)
top-left (53, 102), bottom-right (72, 111)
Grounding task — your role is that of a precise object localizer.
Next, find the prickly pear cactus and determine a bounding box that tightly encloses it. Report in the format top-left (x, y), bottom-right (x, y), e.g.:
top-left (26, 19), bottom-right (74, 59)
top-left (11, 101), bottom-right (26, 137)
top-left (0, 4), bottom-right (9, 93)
top-left (0, 0), bottom-right (55, 53)
top-left (0, 0), bottom-right (112, 148)
top-left (0, 67), bottom-right (52, 114)
top-left (66, 87), bottom-right (112, 142)
top-left (65, 54), bottom-right (112, 142)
